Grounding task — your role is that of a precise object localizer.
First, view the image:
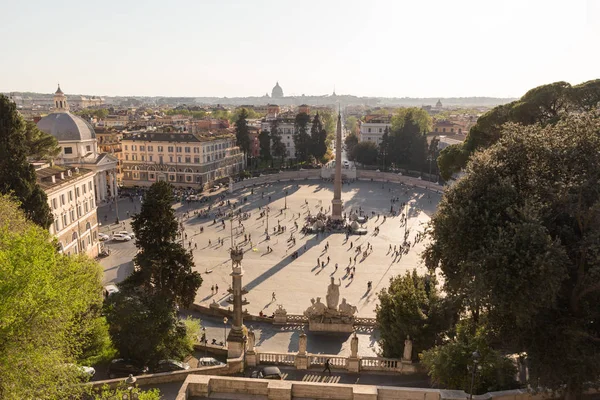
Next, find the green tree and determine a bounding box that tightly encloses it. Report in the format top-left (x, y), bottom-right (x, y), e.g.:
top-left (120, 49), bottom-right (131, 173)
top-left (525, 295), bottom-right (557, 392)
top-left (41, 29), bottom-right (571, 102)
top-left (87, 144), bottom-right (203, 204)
top-left (0, 195), bottom-right (110, 399)
top-left (258, 129), bottom-right (271, 161)
top-left (92, 383), bottom-right (160, 400)
top-left (104, 290), bottom-right (191, 369)
top-left (271, 129), bottom-right (286, 166)
top-left (125, 181), bottom-right (202, 307)
top-left (352, 141), bottom-right (379, 165)
top-left (344, 132), bottom-right (359, 161)
top-left (310, 113), bottom-right (327, 160)
top-left (76, 108), bottom-right (109, 120)
top-left (344, 115), bottom-right (358, 135)
top-left (378, 127), bottom-right (390, 170)
top-left (376, 270), bottom-right (455, 360)
top-left (0, 95), bottom-right (53, 229)
top-left (421, 321), bottom-right (518, 394)
top-left (424, 112), bottom-right (600, 399)
top-left (23, 121), bottom-right (61, 160)
top-left (235, 108), bottom-right (251, 162)
top-left (293, 112), bottom-right (311, 162)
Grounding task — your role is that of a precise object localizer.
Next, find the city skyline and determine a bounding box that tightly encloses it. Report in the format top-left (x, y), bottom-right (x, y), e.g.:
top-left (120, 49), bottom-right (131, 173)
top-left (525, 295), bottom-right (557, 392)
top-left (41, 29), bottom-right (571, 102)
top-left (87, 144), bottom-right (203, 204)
top-left (1, 0), bottom-right (598, 98)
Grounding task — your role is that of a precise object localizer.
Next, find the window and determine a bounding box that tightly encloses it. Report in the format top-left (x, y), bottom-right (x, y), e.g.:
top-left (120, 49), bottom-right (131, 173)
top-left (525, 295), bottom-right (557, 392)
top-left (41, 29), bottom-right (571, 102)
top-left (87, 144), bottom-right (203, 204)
top-left (82, 184), bottom-right (87, 194)
top-left (169, 156), bottom-right (173, 163)
top-left (124, 145), bottom-right (128, 150)
top-left (86, 145), bottom-right (91, 152)
top-left (150, 173), bottom-right (155, 179)
top-left (93, 231), bottom-right (97, 241)
top-left (62, 213), bottom-right (67, 227)
top-left (78, 205), bottom-right (82, 217)
top-left (177, 156), bottom-right (182, 163)
top-left (70, 209), bottom-right (75, 222)
top-left (148, 145), bottom-right (153, 151)
top-left (379, 128), bottom-right (382, 133)
top-left (159, 155), bottom-right (163, 164)
top-left (64, 147), bottom-right (73, 154)
top-left (132, 145), bottom-right (137, 151)
top-left (125, 155), bottom-right (129, 161)
top-left (176, 146), bottom-right (182, 153)
top-left (368, 128), bottom-right (371, 133)
top-left (185, 147), bottom-right (191, 153)
top-left (169, 175), bottom-right (175, 181)
top-left (85, 222), bottom-right (91, 231)
top-left (90, 198), bottom-right (94, 209)
top-left (54, 219), bottom-right (60, 233)
top-left (132, 154), bottom-right (137, 161)
top-left (207, 155), bottom-right (211, 162)
top-left (186, 176), bottom-right (192, 182)
top-left (140, 145), bottom-right (145, 151)
top-left (52, 198), bottom-right (58, 209)
top-left (76, 187), bottom-right (80, 196)
top-left (168, 146), bottom-right (174, 152)
top-left (158, 146), bottom-right (164, 152)
top-left (149, 155), bottom-right (153, 162)
top-left (84, 202), bottom-right (88, 214)
top-left (141, 155), bottom-right (145, 161)
top-left (194, 157), bottom-right (200, 164)
top-left (88, 182), bottom-right (92, 191)
top-left (185, 157), bottom-right (191, 163)
top-left (60, 194), bottom-right (65, 206)
top-left (442, 128), bottom-right (446, 132)
top-left (193, 147), bottom-right (199, 153)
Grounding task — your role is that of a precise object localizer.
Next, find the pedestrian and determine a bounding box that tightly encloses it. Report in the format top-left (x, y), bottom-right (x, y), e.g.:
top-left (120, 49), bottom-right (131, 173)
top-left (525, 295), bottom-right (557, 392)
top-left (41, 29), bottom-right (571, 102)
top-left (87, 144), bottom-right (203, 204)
top-left (323, 359), bottom-right (332, 375)
top-left (350, 242), bottom-right (353, 249)
top-left (215, 284), bottom-right (219, 293)
top-left (211, 285), bottom-right (214, 294)
top-left (335, 263), bottom-right (338, 271)
top-left (272, 292), bottom-right (276, 301)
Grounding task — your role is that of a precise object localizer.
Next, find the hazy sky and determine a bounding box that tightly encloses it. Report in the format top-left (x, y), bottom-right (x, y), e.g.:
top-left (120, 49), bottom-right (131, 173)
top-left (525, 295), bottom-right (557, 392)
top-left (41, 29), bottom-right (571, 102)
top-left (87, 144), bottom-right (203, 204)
top-left (1, 0), bottom-right (598, 98)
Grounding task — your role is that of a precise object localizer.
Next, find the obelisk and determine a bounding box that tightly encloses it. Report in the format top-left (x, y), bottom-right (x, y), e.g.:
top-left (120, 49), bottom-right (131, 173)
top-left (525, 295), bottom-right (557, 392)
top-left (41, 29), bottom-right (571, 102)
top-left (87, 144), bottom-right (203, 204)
top-left (331, 110), bottom-right (343, 220)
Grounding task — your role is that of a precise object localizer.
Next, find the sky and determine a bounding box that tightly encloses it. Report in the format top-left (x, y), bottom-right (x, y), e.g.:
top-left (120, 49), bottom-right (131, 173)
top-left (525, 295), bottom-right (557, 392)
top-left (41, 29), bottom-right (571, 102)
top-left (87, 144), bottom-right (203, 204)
top-left (1, 0), bottom-right (598, 98)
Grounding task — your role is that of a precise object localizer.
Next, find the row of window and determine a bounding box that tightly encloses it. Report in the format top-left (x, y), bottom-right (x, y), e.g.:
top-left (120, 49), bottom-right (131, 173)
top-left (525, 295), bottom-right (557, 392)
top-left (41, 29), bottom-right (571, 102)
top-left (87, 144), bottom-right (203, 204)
top-left (124, 142), bottom-right (232, 153)
top-left (51, 182), bottom-right (94, 210)
top-left (63, 144), bottom-right (92, 155)
top-left (433, 127), bottom-right (461, 133)
top-left (60, 227), bottom-right (97, 255)
top-left (125, 152), bottom-right (228, 163)
top-left (53, 199), bottom-right (95, 233)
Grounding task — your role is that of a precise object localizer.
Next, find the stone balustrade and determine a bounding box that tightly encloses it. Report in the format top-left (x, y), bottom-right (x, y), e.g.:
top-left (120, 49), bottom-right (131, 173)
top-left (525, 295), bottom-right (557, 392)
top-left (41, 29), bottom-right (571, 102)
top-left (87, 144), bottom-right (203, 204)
top-left (258, 352), bottom-right (296, 366)
top-left (360, 356), bottom-right (417, 373)
top-left (308, 354), bottom-right (347, 369)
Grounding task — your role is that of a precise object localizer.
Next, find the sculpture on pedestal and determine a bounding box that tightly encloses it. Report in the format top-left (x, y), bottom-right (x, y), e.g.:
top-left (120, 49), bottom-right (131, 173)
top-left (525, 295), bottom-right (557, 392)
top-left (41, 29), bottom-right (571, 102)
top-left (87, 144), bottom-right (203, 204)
top-left (303, 279), bottom-right (358, 332)
top-left (326, 277), bottom-right (341, 309)
top-left (403, 335), bottom-right (413, 362)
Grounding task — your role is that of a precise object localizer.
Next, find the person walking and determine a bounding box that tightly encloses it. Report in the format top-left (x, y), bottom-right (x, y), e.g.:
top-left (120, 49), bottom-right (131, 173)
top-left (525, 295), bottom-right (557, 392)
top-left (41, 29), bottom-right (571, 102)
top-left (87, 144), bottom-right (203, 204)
top-left (323, 359), bottom-right (332, 375)
top-left (215, 284), bottom-right (219, 294)
top-left (272, 292), bottom-right (276, 301)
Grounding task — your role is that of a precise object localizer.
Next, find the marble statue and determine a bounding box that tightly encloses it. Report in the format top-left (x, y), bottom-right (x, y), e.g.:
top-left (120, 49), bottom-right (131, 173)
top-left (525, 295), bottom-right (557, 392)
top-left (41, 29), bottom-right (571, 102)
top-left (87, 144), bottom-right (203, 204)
top-left (326, 277), bottom-right (342, 309)
top-left (403, 335), bottom-right (413, 361)
top-left (247, 327), bottom-right (256, 352)
top-left (339, 298), bottom-right (358, 317)
top-left (350, 331), bottom-right (358, 358)
top-left (303, 297), bottom-right (327, 319)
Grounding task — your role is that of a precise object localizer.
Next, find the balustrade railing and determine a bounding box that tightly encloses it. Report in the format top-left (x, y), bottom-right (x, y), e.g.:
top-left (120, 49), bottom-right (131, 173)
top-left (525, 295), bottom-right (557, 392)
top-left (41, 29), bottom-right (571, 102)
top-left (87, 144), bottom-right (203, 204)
top-left (360, 357), bottom-right (402, 371)
top-left (309, 355), bottom-right (347, 369)
top-left (257, 352), bottom-right (296, 366)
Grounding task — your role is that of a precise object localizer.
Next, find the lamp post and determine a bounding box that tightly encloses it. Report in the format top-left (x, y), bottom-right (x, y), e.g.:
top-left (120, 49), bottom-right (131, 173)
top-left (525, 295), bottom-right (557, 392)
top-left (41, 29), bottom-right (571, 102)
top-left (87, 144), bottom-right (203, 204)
top-left (469, 350), bottom-right (480, 400)
top-left (265, 207), bottom-right (270, 240)
top-left (223, 317), bottom-right (228, 345)
top-left (284, 190), bottom-right (288, 209)
top-left (201, 327), bottom-right (207, 358)
top-left (121, 374), bottom-right (138, 400)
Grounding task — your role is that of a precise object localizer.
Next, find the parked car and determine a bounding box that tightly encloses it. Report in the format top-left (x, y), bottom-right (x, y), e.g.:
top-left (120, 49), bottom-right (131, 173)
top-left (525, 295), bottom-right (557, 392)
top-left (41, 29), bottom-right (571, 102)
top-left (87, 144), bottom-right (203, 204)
top-left (98, 232), bottom-right (110, 241)
top-left (152, 359), bottom-right (190, 373)
top-left (64, 363), bottom-right (95, 379)
top-left (209, 185), bottom-right (220, 192)
top-left (112, 233), bottom-right (131, 241)
top-left (198, 357), bottom-right (225, 367)
top-left (108, 359), bottom-right (148, 379)
top-left (117, 230), bottom-right (135, 239)
top-left (103, 284), bottom-right (119, 299)
top-left (343, 160), bottom-right (350, 167)
top-left (251, 366), bottom-right (283, 380)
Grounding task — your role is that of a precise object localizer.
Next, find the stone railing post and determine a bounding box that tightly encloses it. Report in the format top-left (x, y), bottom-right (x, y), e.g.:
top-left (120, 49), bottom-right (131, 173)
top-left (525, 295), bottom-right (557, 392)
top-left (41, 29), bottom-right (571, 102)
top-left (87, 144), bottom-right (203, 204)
top-left (347, 331), bottom-right (360, 372)
top-left (295, 330), bottom-right (308, 370)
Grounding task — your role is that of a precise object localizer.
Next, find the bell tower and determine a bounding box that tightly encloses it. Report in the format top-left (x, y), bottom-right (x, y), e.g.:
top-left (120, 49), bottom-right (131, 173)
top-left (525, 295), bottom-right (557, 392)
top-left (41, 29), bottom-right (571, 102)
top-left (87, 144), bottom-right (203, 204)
top-left (54, 84), bottom-right (69, 112)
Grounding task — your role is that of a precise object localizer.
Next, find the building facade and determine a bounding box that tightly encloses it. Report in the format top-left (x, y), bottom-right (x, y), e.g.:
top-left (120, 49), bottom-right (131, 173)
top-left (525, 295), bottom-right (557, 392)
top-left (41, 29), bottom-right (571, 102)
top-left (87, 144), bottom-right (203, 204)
top-left (358, 114), bottom-right (392, 144)
top-left (120, 132), bottom-right (245, 188)
top-left (36, 165), bottom-right (100, 258)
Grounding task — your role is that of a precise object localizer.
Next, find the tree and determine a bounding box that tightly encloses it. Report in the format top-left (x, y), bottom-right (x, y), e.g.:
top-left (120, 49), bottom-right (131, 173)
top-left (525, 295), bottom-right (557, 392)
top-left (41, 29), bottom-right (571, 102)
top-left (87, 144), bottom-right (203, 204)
top-left (424, 112), bottom-right (600, 399)
top-left (421, 321), bottom-right (518, 394)
top-left (293, 112), bottom-right (311, 162)
top-left (92, 383), bottom-right (161, 400)
top-left (271, 132), bottom-right (286, 167)
top-left (352, 141), bottom-right (379, 165)
top-left (23, 121), bottom-right (60, 160)
top-left (310, 113), bottom-right (327, 160)
top-left (0, 95), bottom-right (53, 229)
top-left (234, 108), bottom-right (251, 162)
top-left (104, 290), bottom-right (191, 368)
top-left (344, 132), bottom-right (359, 161)
top-left (376, 270), bottom-right (455, 360)
top-left (344, 116), bottom-right (358, 135)
top-left (0, 195), bottom-right (110, 399)
top-left (258, 129), bottom-right (271, 162)
top-left (379, 127), bottom-right (390, 170)
top-left (125, 181), bottom-right (202, 307)
top-left (76, 108), bottom-right (109, 120)
top-left (388, 109), bottom-right (429, 170)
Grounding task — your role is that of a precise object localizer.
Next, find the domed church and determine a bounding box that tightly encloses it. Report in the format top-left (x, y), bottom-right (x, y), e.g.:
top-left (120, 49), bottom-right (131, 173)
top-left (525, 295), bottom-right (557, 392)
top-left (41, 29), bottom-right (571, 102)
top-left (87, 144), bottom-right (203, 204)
top-left (37, 86), bottom-right (118, 203)
top-left (271, 82), bottom-right (284, 98)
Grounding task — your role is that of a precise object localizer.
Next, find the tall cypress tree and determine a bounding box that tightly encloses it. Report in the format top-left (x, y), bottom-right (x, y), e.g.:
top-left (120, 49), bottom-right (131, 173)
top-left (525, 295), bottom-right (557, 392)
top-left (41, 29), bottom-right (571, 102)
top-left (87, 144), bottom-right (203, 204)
top-left (0, 95), bottom-right (53, 229)
top-left (235, 108), bottom-right (251, 163)
top-left (310, 112), bottom-right (327, 160)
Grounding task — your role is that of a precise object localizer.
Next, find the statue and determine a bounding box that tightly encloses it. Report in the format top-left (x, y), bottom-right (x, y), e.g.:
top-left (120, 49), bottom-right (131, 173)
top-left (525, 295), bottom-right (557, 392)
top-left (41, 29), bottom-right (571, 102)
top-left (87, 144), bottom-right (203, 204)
top-left (247, 327), bottom-right (256, 352)
top-left (350, 331), bottom-right (359, 358)
top-left (403, 335), bottom-right (413, 362)
top-left (326, 277), bottom-right (342, 310)
top-left (303, 297), bottom-right (327, 319)
top-left (338, 298), bottom-right (358, 318)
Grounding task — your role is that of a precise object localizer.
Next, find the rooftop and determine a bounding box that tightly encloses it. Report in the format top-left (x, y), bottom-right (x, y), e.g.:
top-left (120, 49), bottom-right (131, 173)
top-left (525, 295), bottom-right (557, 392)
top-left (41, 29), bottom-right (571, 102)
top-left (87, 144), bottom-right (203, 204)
top-left (36, 165), bottom-right (93, 191)
top-left (123, 131), bottom-right (234, 143)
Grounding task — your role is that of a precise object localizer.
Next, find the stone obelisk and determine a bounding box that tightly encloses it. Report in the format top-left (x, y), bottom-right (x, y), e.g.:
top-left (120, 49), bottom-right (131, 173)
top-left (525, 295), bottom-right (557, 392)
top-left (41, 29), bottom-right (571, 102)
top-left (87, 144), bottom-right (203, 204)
top-left (331, 110), bottom-right (343, 220)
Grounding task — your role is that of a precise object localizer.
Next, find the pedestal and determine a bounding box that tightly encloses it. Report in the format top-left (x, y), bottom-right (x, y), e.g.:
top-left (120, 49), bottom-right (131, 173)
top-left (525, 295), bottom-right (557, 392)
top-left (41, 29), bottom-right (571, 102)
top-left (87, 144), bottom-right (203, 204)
top-left (227, 335), bottom-right (245, 359)
top-left (331, 199), bottom-right (343, 221)
top-left (246, 351), bottom-right (257, 367)
top-left (347, 357), bottom-right (360, 373)
top-left (295, 354), bottom-right (308, 370)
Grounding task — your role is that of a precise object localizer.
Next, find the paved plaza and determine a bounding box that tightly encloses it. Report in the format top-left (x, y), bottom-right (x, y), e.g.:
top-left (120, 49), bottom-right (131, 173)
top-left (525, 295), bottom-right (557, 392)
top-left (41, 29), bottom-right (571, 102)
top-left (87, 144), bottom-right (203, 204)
top-left (98, 179), bottom-right (441, 320)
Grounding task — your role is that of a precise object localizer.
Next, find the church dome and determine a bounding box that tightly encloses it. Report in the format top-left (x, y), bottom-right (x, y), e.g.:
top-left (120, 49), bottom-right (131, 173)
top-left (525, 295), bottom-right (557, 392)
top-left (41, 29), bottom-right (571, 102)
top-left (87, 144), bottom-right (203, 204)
top-left (37, 112), bottom-right (96, 142)
top-left (271, 82), bottom-right (283, 98)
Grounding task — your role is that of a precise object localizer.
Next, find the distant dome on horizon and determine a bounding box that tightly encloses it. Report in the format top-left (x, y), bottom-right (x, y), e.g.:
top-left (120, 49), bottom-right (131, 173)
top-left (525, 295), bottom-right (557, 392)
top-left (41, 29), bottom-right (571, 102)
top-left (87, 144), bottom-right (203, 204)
top-left (271, 82), bottom-right (283, 98)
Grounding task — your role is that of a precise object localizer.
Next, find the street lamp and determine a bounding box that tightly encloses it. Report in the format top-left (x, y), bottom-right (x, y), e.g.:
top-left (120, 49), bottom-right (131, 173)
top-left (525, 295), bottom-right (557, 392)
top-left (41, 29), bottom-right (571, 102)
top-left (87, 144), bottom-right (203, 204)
top-left (202, 327), bottom-right (207, 358)
top-left (469, 350), bottom-right (481, 400)
top-left (284, 190), bottom-right (288, 209)
top-left (121, 374), bottom-right (139, 400)
top-left (223, 317), bottom-right (228, 345)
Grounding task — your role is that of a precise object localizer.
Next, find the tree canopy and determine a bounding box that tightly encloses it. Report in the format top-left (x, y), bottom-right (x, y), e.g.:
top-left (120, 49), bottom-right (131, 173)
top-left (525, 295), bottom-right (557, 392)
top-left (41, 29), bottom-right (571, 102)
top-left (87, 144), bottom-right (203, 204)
top-left (0, 95), bottom-right (53, 229)
top-left (437, 79), bottom-right (600, 180)
top-left (351, 141), bottom-right (378, 165)
top-left (310, 113), bottom-right (328, 161)
top-left (293, 112), bottom-right (311, 162)
top-left (234, 108), bottom-right (251, 157)
top-left (0, 195), bottom-right (110, 399)
top-left (424, 112), bottom-right (600, 398)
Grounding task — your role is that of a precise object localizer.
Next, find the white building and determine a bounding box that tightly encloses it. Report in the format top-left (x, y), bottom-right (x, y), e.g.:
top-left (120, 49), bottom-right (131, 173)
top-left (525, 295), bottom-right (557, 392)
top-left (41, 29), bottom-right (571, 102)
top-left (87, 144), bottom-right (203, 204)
top-left (358, 115), bottom-right (392, 144)
top-left (36, 164), bottom-right (101, 258)
top-left (261, 106), bottom-right (313, 159)
top-left (37, 86), bottom-right (119, 204)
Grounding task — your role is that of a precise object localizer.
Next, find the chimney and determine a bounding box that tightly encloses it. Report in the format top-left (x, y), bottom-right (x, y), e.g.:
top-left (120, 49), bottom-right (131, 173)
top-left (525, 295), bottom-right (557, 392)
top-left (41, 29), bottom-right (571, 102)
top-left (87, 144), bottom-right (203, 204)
top-left (51, 175), bottom-right (56, 183)
top-left (60, 172), bottom-right (65, 180)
